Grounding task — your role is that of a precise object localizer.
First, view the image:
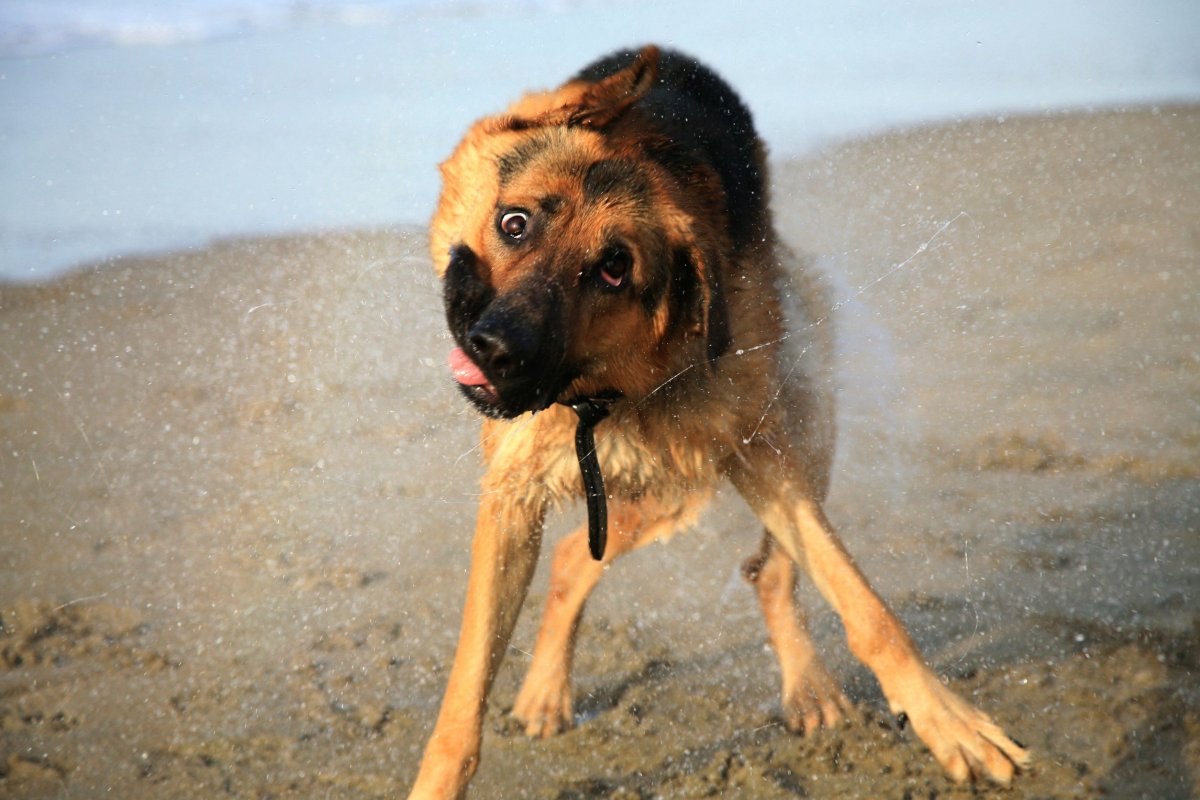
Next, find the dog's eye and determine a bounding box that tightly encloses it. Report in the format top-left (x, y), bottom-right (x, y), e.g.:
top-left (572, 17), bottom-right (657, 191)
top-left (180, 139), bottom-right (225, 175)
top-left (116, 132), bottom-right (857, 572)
top-left (499, 210), bottom-right (529, 240)
top-left (597, 246), bottom-right (632, 289)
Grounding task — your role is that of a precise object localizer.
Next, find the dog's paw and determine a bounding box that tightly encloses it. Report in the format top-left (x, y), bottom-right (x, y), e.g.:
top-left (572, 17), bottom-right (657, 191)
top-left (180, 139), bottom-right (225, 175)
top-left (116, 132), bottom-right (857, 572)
top-left (511, 670), bottom-right (573, 738)
top-left (892, 674), bottom-right (1030, 785)
top-left (781, 657), bottom-right (854, 735)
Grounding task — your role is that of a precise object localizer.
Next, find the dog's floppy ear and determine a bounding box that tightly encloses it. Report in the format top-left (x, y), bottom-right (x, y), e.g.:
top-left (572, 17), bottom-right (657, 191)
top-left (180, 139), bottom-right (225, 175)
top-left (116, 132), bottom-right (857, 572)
top-left (672, 244), bottom-right (732, 369)
top-left (567, 45), bottom-right (660, 129)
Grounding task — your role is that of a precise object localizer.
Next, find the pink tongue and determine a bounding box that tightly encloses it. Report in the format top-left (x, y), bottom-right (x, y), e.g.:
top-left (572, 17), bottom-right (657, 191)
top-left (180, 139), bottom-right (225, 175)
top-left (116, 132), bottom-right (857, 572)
top-left (448, 347), bottom-right (491, 387)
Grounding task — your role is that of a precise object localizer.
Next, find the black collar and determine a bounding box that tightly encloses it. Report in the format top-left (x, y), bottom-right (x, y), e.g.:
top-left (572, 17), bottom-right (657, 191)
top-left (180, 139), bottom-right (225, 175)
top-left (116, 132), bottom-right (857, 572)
top-left (564, 393), bottom-right (621, 560)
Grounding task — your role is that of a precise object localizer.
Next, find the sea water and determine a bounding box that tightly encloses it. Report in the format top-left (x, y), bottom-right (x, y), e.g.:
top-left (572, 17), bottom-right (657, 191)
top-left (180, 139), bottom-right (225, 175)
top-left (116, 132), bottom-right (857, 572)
top-left (1, 0), bottom-right (1197, 282)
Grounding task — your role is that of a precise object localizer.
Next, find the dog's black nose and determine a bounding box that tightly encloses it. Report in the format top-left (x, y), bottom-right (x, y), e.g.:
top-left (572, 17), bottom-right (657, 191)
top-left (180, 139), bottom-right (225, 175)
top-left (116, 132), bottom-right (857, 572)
top-left (468, 317), bottom-right (536, 379)
top-left (451, 281), bottom-right (568, 418)
top-left (468, 327), bottom-right (513, 377)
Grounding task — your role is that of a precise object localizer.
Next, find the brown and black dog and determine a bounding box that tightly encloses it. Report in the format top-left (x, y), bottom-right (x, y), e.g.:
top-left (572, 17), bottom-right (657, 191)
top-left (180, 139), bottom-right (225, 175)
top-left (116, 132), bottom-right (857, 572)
top-left (409, 46), bottom-right (1029, 798)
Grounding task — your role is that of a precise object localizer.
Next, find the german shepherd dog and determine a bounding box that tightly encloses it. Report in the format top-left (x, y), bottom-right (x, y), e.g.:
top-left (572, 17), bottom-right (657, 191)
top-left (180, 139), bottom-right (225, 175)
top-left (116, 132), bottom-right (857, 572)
top-left (409, 46), bottom-right (1029, 798)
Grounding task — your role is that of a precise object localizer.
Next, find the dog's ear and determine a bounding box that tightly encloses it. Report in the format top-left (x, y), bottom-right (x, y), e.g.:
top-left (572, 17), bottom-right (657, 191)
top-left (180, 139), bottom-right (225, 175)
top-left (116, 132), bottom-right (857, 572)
top-left (671, 244), bottom-right (732, 369)
top-left (567, 46), bottom-right (660, 129)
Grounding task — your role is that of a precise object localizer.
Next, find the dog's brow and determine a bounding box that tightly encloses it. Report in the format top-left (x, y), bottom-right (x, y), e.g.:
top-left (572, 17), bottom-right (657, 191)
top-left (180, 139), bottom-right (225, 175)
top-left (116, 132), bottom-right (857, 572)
top-left (497, 136), bottom-right (552, 186)
top-left (539, 195), bottom-right (566, 215)
top-left (582, 159), bottom-right (649, 203)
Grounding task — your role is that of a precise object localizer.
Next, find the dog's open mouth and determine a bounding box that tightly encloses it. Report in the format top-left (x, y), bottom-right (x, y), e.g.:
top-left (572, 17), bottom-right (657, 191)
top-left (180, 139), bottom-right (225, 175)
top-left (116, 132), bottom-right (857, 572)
top-left (448, 346), bottom-right (502, 406)
top-left (446, 341), bottom-right (578, 419)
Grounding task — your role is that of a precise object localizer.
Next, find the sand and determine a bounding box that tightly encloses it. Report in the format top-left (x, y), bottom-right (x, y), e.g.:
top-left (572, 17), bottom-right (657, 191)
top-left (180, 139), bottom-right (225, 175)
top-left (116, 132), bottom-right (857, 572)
top-left (1, 106), bottom-right (1198, 798)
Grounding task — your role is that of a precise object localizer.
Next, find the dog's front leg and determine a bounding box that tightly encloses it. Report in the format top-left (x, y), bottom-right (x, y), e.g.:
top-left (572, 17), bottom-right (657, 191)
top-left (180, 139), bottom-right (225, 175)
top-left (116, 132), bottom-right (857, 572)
top-left (408, 491), bottom-right (547, 800)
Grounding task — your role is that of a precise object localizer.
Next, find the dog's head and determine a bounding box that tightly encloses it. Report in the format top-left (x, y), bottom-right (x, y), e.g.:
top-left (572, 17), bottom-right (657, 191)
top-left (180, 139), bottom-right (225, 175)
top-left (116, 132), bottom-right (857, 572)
top-left (430, 46), bottom-right (731, 419)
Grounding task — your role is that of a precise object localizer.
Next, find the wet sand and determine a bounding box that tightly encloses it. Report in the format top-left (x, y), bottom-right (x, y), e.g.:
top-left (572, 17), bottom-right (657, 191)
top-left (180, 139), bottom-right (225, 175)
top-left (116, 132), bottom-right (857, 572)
top-left (2, 107), bottom-right (1198, 798)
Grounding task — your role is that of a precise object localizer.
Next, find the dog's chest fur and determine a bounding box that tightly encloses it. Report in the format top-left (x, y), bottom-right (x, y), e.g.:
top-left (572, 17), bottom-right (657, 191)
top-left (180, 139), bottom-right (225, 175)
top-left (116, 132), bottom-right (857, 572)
top-left (480, 394), bottom-right (738, 512)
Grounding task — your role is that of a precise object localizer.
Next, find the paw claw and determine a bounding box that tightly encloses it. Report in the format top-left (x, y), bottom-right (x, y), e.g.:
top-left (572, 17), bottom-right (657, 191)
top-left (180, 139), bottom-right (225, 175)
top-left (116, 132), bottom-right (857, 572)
top-left (781, 660), bottom-right (853, 735)
top-left (888, 672), bottom-right (1030, 785)
top-left (512, 669), bottom-right (573, 739)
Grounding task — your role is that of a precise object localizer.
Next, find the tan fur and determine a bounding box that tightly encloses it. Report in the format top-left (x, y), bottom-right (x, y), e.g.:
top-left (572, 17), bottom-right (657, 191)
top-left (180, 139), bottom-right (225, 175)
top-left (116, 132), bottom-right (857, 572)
top-left (409, 47), bottom-right (1029, 799)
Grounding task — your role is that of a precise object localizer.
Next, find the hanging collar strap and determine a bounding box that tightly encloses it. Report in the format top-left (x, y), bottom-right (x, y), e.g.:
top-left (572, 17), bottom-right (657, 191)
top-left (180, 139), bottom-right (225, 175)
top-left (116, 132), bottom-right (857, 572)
top-left (565, 393), bottom-right (621, 560)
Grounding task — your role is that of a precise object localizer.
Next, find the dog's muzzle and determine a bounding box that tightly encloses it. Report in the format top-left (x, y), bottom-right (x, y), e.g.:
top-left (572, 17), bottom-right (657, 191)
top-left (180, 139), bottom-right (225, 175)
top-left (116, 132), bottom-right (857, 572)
top-left (443, 246), bottom-right (574, 419)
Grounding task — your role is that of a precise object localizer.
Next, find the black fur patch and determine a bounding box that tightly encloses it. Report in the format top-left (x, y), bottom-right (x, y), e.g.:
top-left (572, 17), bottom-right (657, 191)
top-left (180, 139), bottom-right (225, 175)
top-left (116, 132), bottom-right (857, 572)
top-left (573, 47), bottom-right (766, 250)
top-left (538, 195), bottom-right (566, 215)
top-left (443, 244), bottom-right (495, 342)
top-left (497, 135), bottom-right (552, 186)
top-left (583, 159), bottom-right (649, 204)
top-left (668, 248), bottom-right (731, 367)
top-left (704, 267), bottom-right (733, 366)
top-left (668, 248), bottom-right (700, 334)
top-left (637, 232), bottom-right (671, 317)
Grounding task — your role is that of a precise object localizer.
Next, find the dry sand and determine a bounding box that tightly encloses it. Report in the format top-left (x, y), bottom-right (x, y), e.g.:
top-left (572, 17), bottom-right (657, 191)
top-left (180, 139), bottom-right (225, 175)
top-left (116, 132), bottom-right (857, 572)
top-left (1, 107), bottom-right (1198, 799)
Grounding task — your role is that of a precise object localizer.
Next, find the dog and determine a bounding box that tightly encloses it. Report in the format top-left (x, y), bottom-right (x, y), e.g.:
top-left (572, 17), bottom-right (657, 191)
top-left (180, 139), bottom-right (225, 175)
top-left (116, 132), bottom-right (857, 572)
top-left (408, 46), bottom-right (1029, 798)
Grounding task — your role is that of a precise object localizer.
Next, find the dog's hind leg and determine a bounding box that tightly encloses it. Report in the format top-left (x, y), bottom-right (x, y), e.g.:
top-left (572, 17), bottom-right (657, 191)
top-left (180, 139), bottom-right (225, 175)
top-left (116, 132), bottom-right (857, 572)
top-left (742, 531), bottom-right (852, 734)
top-left (727, 449), bottom-right (1030, 785)
top-left (512, 497), bottom-right (702, 738)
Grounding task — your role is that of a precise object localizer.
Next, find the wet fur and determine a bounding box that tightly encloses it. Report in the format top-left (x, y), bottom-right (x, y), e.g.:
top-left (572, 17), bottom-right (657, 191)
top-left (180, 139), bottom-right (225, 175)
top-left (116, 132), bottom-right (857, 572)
top-left (410, 46), bottom-right (1030, 799)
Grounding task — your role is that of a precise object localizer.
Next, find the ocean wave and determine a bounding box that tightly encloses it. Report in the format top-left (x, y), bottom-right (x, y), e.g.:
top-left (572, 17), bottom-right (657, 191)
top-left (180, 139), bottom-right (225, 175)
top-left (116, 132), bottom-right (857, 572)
top-left (0, 0), bottom-right (561, 57)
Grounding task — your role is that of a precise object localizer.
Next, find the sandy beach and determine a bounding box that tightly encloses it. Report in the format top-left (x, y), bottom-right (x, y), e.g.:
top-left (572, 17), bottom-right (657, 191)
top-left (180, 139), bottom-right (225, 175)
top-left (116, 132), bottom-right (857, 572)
top-left (2, 106), bottom-right (1198, 798)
